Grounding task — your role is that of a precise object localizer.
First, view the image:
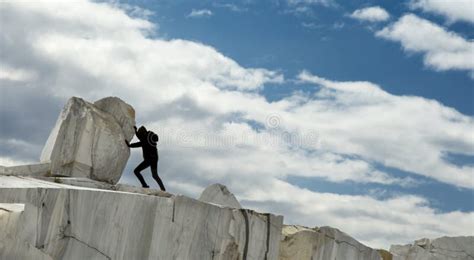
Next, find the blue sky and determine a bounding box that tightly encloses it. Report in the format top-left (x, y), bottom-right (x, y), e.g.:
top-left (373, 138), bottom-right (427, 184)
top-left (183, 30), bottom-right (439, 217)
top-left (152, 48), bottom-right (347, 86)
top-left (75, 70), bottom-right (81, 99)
top-left (120, 0), bottom-right (474, 212)
top-left (141, 0), bottom-right (473, 114)
top-left (1, 0), bottom-right (473, 248)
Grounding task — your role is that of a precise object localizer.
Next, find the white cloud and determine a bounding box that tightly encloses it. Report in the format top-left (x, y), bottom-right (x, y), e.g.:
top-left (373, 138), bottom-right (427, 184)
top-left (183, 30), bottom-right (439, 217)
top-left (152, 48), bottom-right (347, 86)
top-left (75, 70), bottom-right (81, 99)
top-left (333, 21), bottom-right (345, 29)
top-left (284, 0), bottom-right (336, 17)
top-left (297, 71), bottom-right (474, 189)
top-left (287, 0), bottom-right (334, 7)
top-left (242, 179), bottom-right (474, 249)
top-left (187, 9), bottom-right (213, 18)
top-left (410, 0), bottom-right (474, 24)
top-left (1, 0), bottom-right (473, 249)
top-left (0, 156), bottom-right (32, 167)
top-left (213, 3), bottom-right (247, 12)
top-left (377, 14), bottom-right (474, 75)
top-left (0, 64), bottom-right (37, 82)
top-left (301, 22), bottom-right (320, 29)
top-left (350, 6), bottom-right (390, 22)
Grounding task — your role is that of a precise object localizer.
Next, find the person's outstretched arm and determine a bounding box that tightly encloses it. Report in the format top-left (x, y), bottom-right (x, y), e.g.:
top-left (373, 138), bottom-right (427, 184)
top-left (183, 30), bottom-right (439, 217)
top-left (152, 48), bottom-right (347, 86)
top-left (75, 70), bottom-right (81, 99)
top-left (125, 140), bottom-right (142, 148)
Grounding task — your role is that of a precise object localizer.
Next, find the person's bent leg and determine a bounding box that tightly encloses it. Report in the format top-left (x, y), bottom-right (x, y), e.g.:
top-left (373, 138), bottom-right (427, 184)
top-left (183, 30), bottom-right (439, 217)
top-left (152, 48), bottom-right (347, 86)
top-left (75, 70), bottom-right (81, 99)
top-left (151, 160), bottom-right (166, 191)
top-left (134, 161), bottom-right (150, 188)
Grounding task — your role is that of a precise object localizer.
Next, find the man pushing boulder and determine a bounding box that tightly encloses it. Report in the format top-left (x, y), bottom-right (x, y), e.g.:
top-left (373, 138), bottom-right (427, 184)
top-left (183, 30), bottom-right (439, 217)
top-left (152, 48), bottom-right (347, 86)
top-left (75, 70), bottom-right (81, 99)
top-left (125, 126), bottom-right (166, 191)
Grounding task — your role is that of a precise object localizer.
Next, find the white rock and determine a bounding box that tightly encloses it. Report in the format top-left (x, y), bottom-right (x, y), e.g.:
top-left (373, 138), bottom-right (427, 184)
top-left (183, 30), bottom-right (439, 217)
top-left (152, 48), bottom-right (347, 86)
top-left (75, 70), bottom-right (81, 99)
top-left (114, 183), bottom-right (173, 197)
top-left (279, 225), bottom-right (382, 260)
top-left (40, 97), bottom-right (135, 184)
top-left (38, 176), bottom-right (115, 190)
top-left (198, 183), bottom-right (242, 208)
top-left (390, 236), bottom-right (474, 260)
top-left (0, 163), bottom-right (51, 176)
top-left (391, 245), bottom-right (412, 260)
top-left (0, 203), bottom-right (53, 260)
top-left (93, 97), bottom-right (135, 140)
top-left (0, 175), bottom-right (283, 260)
top-left (32, 177), bottom-right (173, 198)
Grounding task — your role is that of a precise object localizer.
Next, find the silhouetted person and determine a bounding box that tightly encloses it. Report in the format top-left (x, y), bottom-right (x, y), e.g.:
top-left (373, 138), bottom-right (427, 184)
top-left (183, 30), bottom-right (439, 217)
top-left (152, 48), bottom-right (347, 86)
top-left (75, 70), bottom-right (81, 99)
top-left (125, 126), bottom-right (166, 191)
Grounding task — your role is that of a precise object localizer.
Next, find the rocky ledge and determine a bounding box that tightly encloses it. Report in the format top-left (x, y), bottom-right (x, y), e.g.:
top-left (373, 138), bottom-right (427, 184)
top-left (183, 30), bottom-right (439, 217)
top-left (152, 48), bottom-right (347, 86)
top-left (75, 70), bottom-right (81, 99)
top-left (279, 225), bottom-right (381, 260)
top-left (390, 236), bottom-right (474, 260)
top-left (0, 176), bottom-right (283, 259)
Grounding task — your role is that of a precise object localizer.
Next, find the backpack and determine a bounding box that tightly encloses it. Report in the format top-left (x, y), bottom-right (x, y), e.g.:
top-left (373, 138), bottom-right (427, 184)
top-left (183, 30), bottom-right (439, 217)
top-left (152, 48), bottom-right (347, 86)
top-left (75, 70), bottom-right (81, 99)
top-left (147, 131), bottom-right (158, 146)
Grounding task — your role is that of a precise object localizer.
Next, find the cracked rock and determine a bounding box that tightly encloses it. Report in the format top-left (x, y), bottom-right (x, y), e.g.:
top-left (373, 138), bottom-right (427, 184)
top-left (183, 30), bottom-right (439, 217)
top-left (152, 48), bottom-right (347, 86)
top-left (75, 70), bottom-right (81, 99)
top-left (198, 183), bottom-right (242, 209)
top-left (0, 176), bottom-right (283, 259)
top-left (40, 97), bottom-right (135, 184)
top-left (390, 236), bottom-right (474, 260)
top-left (279, 225), bottom-right (382, 260)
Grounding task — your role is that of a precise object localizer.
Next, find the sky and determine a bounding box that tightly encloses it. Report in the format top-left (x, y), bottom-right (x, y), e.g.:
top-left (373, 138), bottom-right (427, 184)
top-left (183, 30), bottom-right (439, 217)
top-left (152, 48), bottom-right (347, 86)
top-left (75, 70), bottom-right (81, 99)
top-left (0, 0), bottom-right (473, 249)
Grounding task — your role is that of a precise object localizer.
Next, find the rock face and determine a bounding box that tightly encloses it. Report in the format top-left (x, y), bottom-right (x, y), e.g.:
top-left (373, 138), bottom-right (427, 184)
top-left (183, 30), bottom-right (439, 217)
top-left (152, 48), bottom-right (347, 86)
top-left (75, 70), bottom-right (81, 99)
top-left (0, 203), bottom-right (53, 260)
top-left (93, 97), bottom-right (136, 140)
top-left (40, 97), bottom-right (135, 184)
top-left (378, 249), bottom-right (394, 260)
top-left (198, 183), bottom-right (242, 208)
top-left (0, 176), bottom-right (283, 260)
top-left (279, 225), bottom-right (382, 260)
top-left (0, 163), bottom-right (51, 176)
top-left (390, 236), bottom-right (474, 260)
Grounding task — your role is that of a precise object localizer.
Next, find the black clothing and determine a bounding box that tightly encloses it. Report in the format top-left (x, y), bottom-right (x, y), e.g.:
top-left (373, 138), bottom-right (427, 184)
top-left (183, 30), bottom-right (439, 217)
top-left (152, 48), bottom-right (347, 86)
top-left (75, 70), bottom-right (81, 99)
top-left (129, 126), bottom-right (159, 160)
top-left (127, 126), bottom-right (165, 191)
top-left (128, 140), bottom-right (158, 161)
top-left (134, 159), bottom-right (165, 191)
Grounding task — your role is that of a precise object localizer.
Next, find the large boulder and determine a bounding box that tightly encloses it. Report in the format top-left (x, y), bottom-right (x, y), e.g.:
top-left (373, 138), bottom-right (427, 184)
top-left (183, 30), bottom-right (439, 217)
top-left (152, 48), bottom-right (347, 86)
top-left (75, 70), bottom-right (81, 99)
top-left (279, 225), bottom-right (382, 260)
top-left (93, 97), bottom-right (135, 139)
top-left (390, 236), bottom-right (474, 260)
top-left (198, 183), bottom-right (242, 209)
top-left (40, 97), bottom-right (135, 184)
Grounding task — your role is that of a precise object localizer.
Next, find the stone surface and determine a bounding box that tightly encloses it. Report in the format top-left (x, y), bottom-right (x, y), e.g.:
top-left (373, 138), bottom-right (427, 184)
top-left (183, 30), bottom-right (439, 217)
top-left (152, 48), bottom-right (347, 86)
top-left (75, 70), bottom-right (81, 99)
top-left (390, 236), bottom-right (474, 260)
top-left (39, 177), bottom-right (115, 190)
top-left (93, 97), bottom-right (136, 140)
top-left (40, 97), bottom-right (135, 184)
top-left (379, 249), bottom-right (393, 260)
top-left (279, 225), bottom-right (382, 260)
top-left (32, 177), bottom-right (173, 198)
top-left (0, 176), bottom-right (283, 260)
top-left (0, 163), bottom-right (51, 176)
top-left (114, 183), bottom-right (173, 197)
top-left (0, 203), bottom-right (53, 260)
top-left (198, 183), bottom-right (242, 208)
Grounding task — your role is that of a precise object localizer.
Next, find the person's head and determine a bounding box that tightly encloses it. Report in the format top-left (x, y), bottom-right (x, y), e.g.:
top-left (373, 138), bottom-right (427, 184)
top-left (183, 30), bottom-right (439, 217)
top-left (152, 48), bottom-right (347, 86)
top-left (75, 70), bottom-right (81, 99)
top-left (136, 126), bottom-right (148, 141)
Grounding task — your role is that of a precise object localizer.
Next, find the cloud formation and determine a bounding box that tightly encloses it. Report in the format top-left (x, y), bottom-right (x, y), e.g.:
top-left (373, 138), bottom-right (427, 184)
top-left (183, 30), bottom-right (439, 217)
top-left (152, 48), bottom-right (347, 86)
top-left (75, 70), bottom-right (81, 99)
top-left (377, 14), bottom-right (474, 76)
top-left (0, 63), bottom-right (37, 82)
top-left (242, 179), bottom-right (474, 249)
top-left (0, 0), bottom-right (473, 249)
top-left (297, 71), bottom-right (474, 189)
top-left (187, 9), bottom-right (213, 18)
top-left (213, 3), bottom-right (247, 13)
top-left (287, 0), bottom-right (334, 7)
top-left (410, 0), bottom-right (474, 24)
top-left (350, 6), bottom-right (390, 22)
